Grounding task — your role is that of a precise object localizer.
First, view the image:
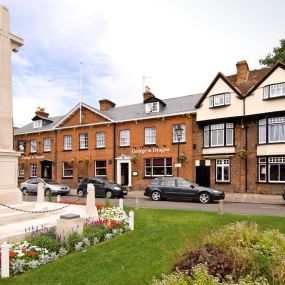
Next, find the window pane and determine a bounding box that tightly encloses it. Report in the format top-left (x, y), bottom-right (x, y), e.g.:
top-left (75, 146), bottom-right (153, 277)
top-left (224, 166), bottom-right (229, 181)
top-left (96, 132), bottom-right (105, 148)
top-left (80, 134), bottom-right (88, 149)
top-left (226, 129), bottom-right (233, 146)
top-left (216, 166), bottom-right (222, 181)
top-left (269, 165), bottom-right (279, 181)
top-left (145, 128), bottom-right (156, 144)
top-left (259, 164), bottom-right (266, 182)
top-left (120, 130), bottom-right (130, 146)
top-left (259, 125), bottom-right (266, 144)
top-left (280, 164), bottom-right (285, 181)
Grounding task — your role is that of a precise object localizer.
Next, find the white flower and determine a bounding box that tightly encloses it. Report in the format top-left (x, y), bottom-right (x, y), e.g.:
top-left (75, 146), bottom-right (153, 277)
top-left (27, 260), bottom-right (40, 269)
top-left (58, 247), bottom-right (68, 257)
top-left (74, 241), bottom-right (84, 251)
top-left (82, 237), bottom-right (90, 247)
top-left (93, 237), bottom-right (99, 244)
top-left (104, 233), bottom-right (113, 240)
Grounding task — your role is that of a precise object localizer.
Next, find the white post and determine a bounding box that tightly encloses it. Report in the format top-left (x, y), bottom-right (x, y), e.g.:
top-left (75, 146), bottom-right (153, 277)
top-left (86, 183), bottom-right (98, 219)
top-left (129, 210), bottom-right (134, 231)
top-left (1, 244), bottom-right (10, 278)
top-left (119, 198), bottom-right (124, 210)
top-left (37, 182), bottom-right (45, 203)
top-left (218, 200), bottom-right (224, 216)
top-left (57, 195), bottom-right (61, 203)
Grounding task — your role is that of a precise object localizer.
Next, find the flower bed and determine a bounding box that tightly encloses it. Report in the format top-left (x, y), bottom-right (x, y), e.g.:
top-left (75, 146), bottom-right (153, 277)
top-left (153, 221), bottom-right (285, 285)
top-left (0, 206), bottom-right (130, 276)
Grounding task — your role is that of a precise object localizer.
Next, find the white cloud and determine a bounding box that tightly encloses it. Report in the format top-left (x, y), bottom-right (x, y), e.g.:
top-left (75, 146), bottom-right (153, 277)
top-left (2, 0), bottom-right (285, 127)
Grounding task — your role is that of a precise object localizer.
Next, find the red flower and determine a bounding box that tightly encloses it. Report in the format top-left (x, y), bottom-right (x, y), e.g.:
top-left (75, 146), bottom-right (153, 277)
top-left (28, 251), bottom-right (37, 257)
top-left (22, 249), bottom-right (26, 253)
top-left (9, 252), bottom-right (16, 258)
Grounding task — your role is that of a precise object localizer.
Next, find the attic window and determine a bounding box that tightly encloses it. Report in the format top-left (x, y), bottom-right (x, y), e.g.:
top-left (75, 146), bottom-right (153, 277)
top-left (263, 82), bottom-right (285, 99)
top-left (209, 93), bottom-right (231, 108)
top-left (146, 102), bottom-right (160, 113)
top-left (33, 120), bottom-right (42, 128)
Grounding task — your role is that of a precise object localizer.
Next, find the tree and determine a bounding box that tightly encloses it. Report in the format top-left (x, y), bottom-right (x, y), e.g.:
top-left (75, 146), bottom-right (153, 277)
top-left (259, 39), bottom-right (285, 67)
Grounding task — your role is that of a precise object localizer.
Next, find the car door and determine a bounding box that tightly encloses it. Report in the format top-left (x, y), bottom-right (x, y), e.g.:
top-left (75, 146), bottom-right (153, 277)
top-left (92, 179), bottom-right (106, 197)
top-left (28, 178), bottom-right (39, 194)
top-left (176, 179), bottom-right (197, 200)
top-left (160, 178), bottom-right (179, 198)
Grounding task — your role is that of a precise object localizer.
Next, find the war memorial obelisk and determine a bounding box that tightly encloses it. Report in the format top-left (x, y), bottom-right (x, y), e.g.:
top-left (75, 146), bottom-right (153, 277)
top-left (0, 5), bottom-right (23, 204)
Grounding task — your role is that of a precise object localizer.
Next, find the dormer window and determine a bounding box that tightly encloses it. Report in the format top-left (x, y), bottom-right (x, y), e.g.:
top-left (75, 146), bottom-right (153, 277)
top-left (209, 93), bottom-right (231, 108)
top-left (33, 120), bottom-right (42, 128)
top-left (145, 102), bottom-right (160, 113)
top-left (263, 82), bottom-right (285, 99)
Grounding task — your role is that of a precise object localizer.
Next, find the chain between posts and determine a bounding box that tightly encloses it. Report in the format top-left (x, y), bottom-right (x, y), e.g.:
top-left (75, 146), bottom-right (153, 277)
top-left (0, 197), bottom-right (82, 214)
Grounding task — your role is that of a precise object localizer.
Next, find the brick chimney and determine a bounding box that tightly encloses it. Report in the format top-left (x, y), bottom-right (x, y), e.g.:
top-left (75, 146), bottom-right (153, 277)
top-left (99, 99), bottom-right (116, 111)
top-left (143, 86), bottom-right (155, 102)
top-left (236, 60), bottom-right (249, 83)
top-left (35, 107), bottom-right (49, 118)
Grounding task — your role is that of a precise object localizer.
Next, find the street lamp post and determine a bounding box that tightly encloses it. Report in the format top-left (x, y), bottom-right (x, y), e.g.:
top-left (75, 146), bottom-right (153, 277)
top-left (175, 125), bottom-right (183, 177)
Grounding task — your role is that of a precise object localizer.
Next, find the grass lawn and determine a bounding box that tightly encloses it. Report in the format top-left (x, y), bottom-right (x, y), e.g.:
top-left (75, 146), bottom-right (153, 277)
top-left (1, 208), bottom-right (285, 285)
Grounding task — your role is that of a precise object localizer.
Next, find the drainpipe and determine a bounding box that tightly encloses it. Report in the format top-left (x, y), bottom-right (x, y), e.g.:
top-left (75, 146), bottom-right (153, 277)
top-left (243, 97), bottom-right (248, 193)
top-left (54, 130), bottom-right (58, 182)
top-left (113, 123), bottom-right (116, 182)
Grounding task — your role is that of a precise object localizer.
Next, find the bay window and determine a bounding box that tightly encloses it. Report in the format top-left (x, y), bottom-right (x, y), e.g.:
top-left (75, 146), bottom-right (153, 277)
top-left (263, 82), bottom-right (285, 99)
top-left (204, 123), bottom-right (234, 147)
top-left (258, 157), bottom-right (285, 183)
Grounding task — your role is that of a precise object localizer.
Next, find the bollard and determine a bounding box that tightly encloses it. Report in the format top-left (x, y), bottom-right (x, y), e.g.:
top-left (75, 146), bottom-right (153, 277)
top-left (1, 244), bottom-right (10, 278)
top-left (218, 200), bottom-right (224, 215)
top-left (129, 211), bottom-right (134, 231)
top-left (37, 182), bottom-right (45, 203)
top-left (135, 195), bottom-right (140, 209)
top-left (119, 198), bottom-right (124, 210)
top-left (57, 195), bottom-right (61, 203)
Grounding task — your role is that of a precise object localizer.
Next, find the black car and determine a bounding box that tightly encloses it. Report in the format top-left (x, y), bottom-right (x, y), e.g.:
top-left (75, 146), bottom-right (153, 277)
top-left (77, 177), bottom-right (128, 198)
top-left (144, 177), bottom-right (225, 204)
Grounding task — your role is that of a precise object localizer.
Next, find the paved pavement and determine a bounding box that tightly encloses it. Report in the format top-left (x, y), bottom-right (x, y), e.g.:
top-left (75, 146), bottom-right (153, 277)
top-left (70, 189), bottom-right (283, 205)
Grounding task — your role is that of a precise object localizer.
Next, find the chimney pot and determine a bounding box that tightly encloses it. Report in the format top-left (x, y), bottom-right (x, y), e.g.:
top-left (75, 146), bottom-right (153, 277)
top-left (35, 107), bottom-right (49, 118)
top-left (143, 86), bottom-right (155, 102)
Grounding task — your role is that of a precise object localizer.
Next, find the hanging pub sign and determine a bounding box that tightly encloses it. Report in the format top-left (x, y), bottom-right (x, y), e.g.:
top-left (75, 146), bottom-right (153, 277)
top-left (18, 140), bottom-right (26, 153)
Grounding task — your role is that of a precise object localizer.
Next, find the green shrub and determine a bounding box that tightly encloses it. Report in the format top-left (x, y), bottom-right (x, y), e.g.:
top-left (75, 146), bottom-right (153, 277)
top-left (27, 232), bottom-right (62, 253)
top-left (83, 224), bottom-right (106, 242)
top-left (66, 232), bottom-right (82, 252)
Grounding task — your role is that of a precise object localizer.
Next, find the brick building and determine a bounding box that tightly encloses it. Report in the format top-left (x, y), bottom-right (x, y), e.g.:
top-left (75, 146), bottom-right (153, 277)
top-left (14, 88), bottom-right (202, 189)
top-left (14, 61), bottom-right (285, 194)
top-left (195, 61), bottom-right (285, 194)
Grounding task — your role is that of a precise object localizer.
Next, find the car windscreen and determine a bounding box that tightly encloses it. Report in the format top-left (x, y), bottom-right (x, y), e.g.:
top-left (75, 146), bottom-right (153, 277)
top-left (43, 179), bottom-right (60, 185)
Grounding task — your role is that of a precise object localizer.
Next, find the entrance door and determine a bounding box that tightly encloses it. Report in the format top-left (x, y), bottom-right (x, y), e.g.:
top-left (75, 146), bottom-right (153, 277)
top-left (196, 166), bottom-right (210, 187)
top-left (41, 160), bottom-right (52, 179)
top-left (120, 163), bottom-right (129, 186)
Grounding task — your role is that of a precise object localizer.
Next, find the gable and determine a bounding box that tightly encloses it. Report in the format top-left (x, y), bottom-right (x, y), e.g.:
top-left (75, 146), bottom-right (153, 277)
top-left (246, 65), bottom-right (285, 116)
top-left (57, 105), bottom-right (111, 128)
top-left (196, 77), bottom-right (243, 122)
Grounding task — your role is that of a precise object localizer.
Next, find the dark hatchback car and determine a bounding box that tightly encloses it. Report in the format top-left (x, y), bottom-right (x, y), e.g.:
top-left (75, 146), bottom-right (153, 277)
top-left (77, 177), bottom-right (128, 198)
top-left (144, 177), bottom-right (225, 204)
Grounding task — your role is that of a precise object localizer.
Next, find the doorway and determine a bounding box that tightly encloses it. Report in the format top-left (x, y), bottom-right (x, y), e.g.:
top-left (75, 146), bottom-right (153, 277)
top-left (120, 163), bottom-right (129, 186)
top-left (41, 160), bottom-right (53, 179)
top-left (195, 160), bottom-right (210, 187)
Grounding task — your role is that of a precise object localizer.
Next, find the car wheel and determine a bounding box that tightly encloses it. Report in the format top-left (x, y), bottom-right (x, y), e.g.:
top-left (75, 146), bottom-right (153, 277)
top-left (22, 188), bottom-right (28, 195)
top-left (151, 191), bottom-right (161, 201)
top-left (199, 192), bottom-right (211, 204)
top-left (77, 189), bottom-right (85, 197)
top-left (45, 189), bottom-right (51, 197)
top-left (105, 190), bottom-right (113, 199)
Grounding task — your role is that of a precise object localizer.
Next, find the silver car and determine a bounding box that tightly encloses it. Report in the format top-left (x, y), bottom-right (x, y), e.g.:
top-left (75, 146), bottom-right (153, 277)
top-left (20, 178), bottom-right (70, 196)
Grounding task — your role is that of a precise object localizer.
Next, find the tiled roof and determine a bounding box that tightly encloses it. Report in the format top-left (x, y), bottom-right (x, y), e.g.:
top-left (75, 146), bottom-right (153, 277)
top-left (226, 67), bottom-right (271, 95)
top-left (14, 93), bottom-right (203, 135)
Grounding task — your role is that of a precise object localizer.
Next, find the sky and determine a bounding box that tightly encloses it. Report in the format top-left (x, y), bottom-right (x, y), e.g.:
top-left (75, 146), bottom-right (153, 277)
top-left (2, 0), bottom-right (285, 127)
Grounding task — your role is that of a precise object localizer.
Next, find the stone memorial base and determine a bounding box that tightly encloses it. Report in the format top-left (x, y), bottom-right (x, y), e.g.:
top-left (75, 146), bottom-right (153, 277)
top-left (0, 150), bottom-right (22, 205)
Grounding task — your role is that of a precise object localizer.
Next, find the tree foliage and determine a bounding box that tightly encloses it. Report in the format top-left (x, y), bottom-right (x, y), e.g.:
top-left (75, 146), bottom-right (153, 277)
top-left (259, 39), bottom-right (285, 67)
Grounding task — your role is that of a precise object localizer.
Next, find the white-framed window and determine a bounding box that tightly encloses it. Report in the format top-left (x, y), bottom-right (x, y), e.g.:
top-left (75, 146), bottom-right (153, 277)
top-left (33, 120), bottom-right (42, 129)
top-left (43, 138), bottom-right (51, 152)
top-left (95, 160), bottom-right (107, 176)
top-left (18, 164), bottom-right (25, 178)
top-left (204, 123), bottom-right (234, 147)
top-left (145, 158), bottom-right (172, 177)
top-left (64, 135), bottom-right (72, 150)
top-left (30, 163), bottom-right (37, 177)
top-left (173, 124), bottom-right (186, 143)
top-left (258, 116), bottom-right (285, 144)
top-left (263, 83), bottom-right (285, 99)
top-left (120, 130), bottom-right (130, 146)
top-left (30, 140), bottom-right (37, 153)
top-left (145, 102), bottom-right (160, 113)
top-left (258, 157), bottom-right (267, 182)
top-left (96, 132), bottom-right (105, 148)
top-left (216, 159), bottom-right (230, 182)
top-left (63, 162), bottom-right (73, 177)
top-left (209, 93), bottom-right (231, 108)
top-left (268, 157), bottom-right (285, 182)
top-left (145, 127), bottom-right (156, 145)
top-left (79, 133), bottom-right (88, 149)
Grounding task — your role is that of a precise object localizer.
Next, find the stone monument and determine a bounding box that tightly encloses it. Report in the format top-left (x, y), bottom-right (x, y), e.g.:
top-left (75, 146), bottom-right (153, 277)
top-left (0, 5), bottom-right (23, 204)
